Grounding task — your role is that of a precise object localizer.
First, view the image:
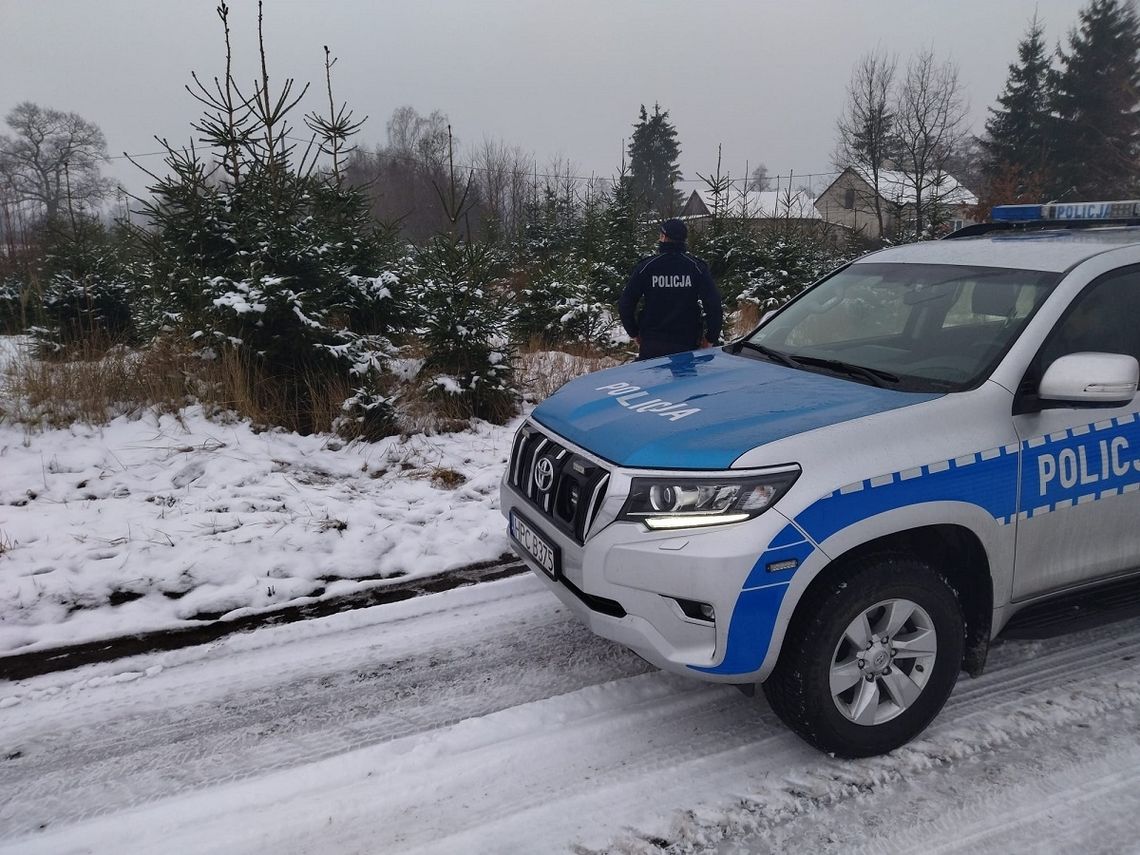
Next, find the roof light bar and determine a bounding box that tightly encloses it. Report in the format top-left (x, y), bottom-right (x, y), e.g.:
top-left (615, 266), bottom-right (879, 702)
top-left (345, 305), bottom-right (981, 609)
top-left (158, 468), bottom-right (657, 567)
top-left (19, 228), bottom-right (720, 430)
top-left (991, 200), bottom-right (1140, 223)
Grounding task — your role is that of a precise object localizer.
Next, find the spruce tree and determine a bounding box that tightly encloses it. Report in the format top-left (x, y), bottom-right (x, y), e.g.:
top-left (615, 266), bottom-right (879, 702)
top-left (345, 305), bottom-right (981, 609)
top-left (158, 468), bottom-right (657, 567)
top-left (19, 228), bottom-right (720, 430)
top-left (603, 155), bottom-right (645, 271)
top-left (412, 238), bottom-right (517, 423)
top-left (512, 184), bottom-right (583, 345)
top-left (134, 2), bottom-right (410, 436)
top-left (1050, 0), bottom-right (1140, 199)
top-left (627, 104), bottom-right (683, 216)
top-left (982, 14), bottom-right (1054, 199)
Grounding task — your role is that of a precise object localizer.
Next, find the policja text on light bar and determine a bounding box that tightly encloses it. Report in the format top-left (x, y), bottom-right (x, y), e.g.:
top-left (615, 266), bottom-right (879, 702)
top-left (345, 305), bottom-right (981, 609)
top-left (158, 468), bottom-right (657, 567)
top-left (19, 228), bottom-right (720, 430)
top-left (991, 200), bottom-right (1140, 223)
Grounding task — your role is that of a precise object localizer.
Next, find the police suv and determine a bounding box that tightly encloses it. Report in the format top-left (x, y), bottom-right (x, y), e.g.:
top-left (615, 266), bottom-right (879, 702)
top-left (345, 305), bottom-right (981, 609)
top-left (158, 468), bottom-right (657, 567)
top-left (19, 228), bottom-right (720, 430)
top-left (502, 201), bottom-right (1140, 757)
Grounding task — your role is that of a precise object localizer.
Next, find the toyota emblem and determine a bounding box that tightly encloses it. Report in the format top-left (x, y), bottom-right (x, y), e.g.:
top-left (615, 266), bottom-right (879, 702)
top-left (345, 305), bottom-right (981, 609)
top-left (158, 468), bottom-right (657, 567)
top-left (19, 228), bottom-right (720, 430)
top-left (534, 457), bottom-right (556, 492)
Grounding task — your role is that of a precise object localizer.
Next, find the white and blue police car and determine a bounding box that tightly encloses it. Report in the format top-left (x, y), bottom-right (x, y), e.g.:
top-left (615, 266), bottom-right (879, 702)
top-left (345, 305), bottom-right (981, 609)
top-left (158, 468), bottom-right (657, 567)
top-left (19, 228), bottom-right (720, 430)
top-left (502, 201), bottom-right (1140, 757)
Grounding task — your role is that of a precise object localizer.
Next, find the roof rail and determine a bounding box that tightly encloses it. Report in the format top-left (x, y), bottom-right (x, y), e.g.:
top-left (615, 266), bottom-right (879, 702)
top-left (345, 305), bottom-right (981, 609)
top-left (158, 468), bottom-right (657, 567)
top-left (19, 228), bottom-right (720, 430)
top-left (943, 222), bottom-right (1015, 240)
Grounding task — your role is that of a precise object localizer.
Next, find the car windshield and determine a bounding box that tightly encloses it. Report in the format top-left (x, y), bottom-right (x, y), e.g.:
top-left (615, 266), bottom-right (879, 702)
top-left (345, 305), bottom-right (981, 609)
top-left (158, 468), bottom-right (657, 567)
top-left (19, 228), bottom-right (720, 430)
top-left (743, 262), bottom-right (1062, 392)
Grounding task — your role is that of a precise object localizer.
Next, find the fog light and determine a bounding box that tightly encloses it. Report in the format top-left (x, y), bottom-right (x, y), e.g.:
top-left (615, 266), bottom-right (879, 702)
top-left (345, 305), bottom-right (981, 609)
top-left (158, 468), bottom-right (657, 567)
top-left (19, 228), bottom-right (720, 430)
top-left (675, 597), bottom-right (715, 623)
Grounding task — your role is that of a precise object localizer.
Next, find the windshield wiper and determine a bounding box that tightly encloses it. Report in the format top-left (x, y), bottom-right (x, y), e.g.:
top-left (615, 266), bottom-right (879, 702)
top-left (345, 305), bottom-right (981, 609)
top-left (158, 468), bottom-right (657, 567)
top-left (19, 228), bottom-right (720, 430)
top-left (735, 341), bottom-right (801, 368)
top-left (789, 355), bottom-right (900, 388)
top-left (736, 343), bottom-right (901, 388)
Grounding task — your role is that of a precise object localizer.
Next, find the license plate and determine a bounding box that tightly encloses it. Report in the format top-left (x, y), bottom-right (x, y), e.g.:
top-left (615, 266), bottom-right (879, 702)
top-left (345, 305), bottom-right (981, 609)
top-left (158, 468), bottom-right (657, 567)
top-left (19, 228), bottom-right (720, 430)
top-left (510, 511), bottom-right (560, 580)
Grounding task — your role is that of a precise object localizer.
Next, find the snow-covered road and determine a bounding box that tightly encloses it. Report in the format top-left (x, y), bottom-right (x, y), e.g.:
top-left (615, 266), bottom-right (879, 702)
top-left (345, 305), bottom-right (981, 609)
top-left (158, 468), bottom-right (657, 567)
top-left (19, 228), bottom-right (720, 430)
top-left (3, 573), bottom-right (1140, 854)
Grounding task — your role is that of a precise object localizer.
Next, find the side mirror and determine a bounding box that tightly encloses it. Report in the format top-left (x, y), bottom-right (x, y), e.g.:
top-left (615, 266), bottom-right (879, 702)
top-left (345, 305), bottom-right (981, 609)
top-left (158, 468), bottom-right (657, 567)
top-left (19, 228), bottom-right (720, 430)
top-left (1039, 352), bottom-right (1139, 405)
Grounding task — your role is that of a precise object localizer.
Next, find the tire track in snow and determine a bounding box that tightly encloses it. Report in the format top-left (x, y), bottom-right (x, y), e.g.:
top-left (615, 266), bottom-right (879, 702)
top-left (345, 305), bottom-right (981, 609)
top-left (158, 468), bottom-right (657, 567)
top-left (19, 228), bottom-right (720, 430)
top-left (2, 574), bottom-right (1140, 854)
top-left (0, 578), bottom-right (651, 837)
top-left (702, 700), bottom-right (1140, 855)
top-left (601, 633), bottom-right (1140, 854)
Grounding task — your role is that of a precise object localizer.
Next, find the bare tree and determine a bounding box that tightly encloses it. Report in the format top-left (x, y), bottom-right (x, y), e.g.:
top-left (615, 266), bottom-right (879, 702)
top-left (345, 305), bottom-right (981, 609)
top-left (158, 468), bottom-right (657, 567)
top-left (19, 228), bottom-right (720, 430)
top-left (894, 48), bottom-right (969, 236)
top-left (834, 50), bottom-right (898, 237)
top-left (0, 181), bottom-right (38, 285)
top-left (540, 156), bottom-right (580, 212)
top-left (747, 162), bottom-right (771, 192)
top-left (386, 105), bottom-right (449, 170)
top-left (345, 106), bottom-right (456, 240)
top-left (471, 136), bottom-right (533, 241)
top-left (0, 102), bottom-right (114, 223)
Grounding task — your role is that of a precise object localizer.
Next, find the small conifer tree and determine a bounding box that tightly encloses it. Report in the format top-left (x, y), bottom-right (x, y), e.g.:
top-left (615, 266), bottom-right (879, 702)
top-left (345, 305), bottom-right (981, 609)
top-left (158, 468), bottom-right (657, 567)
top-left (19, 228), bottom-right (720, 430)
top-left (132, 2), bottom-right (407, 435)
top-left (411, 237), bottom-right (517, 423)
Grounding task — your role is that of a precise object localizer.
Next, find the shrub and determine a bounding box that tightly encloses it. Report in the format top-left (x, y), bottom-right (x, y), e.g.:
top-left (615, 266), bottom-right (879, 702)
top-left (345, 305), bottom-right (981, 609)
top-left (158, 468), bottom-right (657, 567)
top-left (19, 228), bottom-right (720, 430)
top-left (126, 3), bottom-right (413, 436)
top-left (738, 231), bottom-right (852, 313)
top-left (0, 277), bottom-right (27, 333)
top-left (30, 217), bottom-right (139, 352)
top-left (411, 237), bottom-right (517, 423)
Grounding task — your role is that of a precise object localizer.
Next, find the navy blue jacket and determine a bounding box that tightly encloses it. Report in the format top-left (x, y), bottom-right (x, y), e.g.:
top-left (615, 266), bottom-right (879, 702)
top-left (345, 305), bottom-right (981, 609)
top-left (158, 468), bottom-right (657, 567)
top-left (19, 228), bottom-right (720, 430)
top-left (618, 242), bottom-right (723, 348)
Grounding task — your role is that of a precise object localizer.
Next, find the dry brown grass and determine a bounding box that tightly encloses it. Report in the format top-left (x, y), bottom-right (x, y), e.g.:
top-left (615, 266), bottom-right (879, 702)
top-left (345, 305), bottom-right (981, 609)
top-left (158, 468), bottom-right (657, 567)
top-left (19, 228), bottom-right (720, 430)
top-left (1, 331), bottom-right (624, 436)
top-left (0, 335), bottom-right (363, 434)
top-left (2, 336), bottom-right (210, 428)
top-left (730, 302), bottom-right (763, 339)
top-left (514, 339), bottom-right (621, 403)
top-left (430, 467), bottom-right (467, 489)
top-left (207, 350), bottom-right (359, 436)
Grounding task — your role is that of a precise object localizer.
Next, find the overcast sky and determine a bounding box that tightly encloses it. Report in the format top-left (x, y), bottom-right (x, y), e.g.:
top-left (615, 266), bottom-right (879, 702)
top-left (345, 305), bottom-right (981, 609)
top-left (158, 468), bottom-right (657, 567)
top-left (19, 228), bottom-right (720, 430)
top-left (2, 0), bottom-right (1086, 198)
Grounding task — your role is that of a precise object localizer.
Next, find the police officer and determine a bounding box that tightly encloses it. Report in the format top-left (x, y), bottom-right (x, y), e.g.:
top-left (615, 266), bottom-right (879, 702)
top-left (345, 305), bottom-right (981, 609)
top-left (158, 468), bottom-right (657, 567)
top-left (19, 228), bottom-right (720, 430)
top-left (619, 218), bottom-right (723, 360)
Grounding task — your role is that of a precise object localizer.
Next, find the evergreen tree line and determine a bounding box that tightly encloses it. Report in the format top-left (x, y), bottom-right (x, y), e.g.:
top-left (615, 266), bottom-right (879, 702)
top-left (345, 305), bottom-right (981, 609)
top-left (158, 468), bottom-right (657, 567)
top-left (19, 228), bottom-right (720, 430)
top-left (16, 0), bottom-right (1134, 437)
top-left (981, 0), bottom-right (1140, 204)
top-left (0, 2), bottom-right (850, 439)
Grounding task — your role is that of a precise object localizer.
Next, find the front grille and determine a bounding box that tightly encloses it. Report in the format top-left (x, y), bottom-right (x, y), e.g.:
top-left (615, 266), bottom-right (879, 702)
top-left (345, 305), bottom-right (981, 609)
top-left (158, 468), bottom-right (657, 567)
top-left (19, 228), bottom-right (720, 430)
top-left (508, 423), bottom-right (610, 544)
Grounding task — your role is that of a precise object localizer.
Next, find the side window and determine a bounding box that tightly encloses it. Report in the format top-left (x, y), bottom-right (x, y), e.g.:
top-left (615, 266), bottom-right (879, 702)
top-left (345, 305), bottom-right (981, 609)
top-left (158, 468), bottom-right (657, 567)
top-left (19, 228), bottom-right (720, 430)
top-left (1038, 268), bottom-right (1140, 370)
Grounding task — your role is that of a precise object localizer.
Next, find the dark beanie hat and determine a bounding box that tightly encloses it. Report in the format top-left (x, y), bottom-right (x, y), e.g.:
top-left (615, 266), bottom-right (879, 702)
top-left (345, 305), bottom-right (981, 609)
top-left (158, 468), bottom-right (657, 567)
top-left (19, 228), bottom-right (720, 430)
top-left (659, 218), bottom-right (688, 241)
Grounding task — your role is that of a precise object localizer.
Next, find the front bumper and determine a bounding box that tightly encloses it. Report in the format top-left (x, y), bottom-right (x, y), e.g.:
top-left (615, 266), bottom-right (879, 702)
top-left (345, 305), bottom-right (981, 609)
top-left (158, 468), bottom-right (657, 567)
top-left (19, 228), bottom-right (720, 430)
top-left (500, 466), bottom-right (799, 683)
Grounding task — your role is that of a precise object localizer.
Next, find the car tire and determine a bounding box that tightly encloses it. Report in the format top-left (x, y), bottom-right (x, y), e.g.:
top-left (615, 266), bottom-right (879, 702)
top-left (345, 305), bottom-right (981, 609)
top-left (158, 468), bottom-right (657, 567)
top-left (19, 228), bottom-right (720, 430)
top-left (762, 552), bottom-right (964, 758)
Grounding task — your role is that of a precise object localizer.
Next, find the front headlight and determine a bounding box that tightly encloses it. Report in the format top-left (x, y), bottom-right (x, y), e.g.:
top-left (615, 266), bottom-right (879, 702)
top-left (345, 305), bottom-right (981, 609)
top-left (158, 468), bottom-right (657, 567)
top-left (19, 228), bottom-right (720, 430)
top-left (617, 467), bottom-right (800, 530)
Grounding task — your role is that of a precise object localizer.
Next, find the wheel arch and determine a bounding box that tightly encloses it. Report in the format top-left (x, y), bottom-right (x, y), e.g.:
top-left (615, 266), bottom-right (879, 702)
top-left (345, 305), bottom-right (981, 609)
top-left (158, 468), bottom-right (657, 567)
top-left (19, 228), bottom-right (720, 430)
top-left (748, 502), bottom-right (1008, 683)
top-left (793, 524), bottom-right (994, 677)
top-left (762, 544), bottom-right (972, 756)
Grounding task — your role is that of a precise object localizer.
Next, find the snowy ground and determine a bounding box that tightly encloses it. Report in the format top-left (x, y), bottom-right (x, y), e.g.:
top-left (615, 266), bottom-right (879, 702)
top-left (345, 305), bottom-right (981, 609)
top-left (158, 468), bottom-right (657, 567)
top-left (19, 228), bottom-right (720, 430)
top-left (0, 405), bottom-right (519, 654)
top-left (5, 337), bottom-right (1140, 853)
top-left (2, 573), bottom-right (1139, 854)
top-left (0, 334), bottom-right (573, 655)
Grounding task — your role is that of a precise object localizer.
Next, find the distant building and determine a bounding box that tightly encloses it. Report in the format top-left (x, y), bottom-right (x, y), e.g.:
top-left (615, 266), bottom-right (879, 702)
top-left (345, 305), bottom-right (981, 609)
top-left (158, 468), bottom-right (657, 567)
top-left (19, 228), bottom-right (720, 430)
top-left (814, 166), bottom-right (978, 240)
top-left (680, 187), bottom-right (823, 231)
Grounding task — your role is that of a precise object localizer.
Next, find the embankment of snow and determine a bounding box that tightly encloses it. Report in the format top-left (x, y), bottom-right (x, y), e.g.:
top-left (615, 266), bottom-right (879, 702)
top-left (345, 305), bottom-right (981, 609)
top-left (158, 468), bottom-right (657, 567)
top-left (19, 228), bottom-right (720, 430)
top-left (0, 405), bottom-right (520, 654)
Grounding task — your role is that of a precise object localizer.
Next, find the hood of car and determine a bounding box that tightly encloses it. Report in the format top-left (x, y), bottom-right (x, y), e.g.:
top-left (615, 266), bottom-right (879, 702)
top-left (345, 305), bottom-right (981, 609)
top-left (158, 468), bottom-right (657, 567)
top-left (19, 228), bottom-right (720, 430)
top-left (531, 349), bottom-right (939, 469)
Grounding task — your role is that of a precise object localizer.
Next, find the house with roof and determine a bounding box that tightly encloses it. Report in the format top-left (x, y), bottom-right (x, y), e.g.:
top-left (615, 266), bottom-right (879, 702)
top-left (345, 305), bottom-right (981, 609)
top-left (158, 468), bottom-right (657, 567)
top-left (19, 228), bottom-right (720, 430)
top-left (814, 166), bottom-right (978, 240)
top-left (679, 187), bottom-right (824, 232)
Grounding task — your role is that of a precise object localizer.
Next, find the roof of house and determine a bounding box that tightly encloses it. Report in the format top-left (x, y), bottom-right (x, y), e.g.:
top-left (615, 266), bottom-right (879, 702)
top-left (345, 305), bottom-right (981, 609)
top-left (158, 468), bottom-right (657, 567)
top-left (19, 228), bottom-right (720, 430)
top-left (684, 187), bottom-right (821, 220)
top-left (828, 166), bottom-right (978, 208)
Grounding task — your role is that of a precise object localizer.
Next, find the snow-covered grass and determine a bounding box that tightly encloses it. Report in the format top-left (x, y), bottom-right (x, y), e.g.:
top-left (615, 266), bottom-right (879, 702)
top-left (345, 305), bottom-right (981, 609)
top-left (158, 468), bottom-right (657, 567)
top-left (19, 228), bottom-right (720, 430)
top-left (0, 334), bottom-right (30, 374)
top-left (0, 338), bottom-right (618, 655)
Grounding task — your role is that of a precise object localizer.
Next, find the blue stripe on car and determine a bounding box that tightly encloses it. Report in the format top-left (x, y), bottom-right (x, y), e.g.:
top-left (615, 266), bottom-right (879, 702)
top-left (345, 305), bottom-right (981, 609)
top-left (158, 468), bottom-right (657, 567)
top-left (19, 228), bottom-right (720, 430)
top-left (693, 412), bottom-right (1140, 677)
top-left (690, 443), bottom-right (1021, 676)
